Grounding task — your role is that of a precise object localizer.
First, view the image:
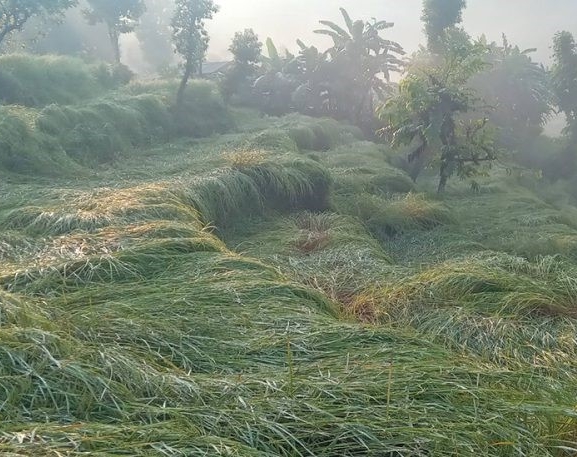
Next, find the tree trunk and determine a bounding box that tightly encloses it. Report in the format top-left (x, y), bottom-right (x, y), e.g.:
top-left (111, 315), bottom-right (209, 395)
top-left (176, 57), bottom-right (194, 107)
top-left (437, 164), bottom-right (449, 194)
top-left (437, 115), bottom-right (456, 194)
top-left (108, 26), bottom-right (121, 64)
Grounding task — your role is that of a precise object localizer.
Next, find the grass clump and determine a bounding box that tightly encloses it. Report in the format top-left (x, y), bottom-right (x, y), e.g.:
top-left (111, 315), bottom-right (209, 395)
top-left (238, 158), bottom-right (333, 212)
top-left (375, 252), bottom-right (577, 318)
top-left (0, 77), bottom-right (234, 174)
top-left (333, 166), bottom-right (415, 195)
top-left (0, 107), bottom-right (81, 175)
top-left (243, 128), bottom-right (299, 152)
top-left (36, 95), bottom-right (172, 165)
top-left (227, 211), bottom-right (393, 317)
top-left (280, 115), bottom-right (363, 151)
top-left (171, 80), bottom-right (234, 137)
top-left (336, 192), bottom-right (453, 237)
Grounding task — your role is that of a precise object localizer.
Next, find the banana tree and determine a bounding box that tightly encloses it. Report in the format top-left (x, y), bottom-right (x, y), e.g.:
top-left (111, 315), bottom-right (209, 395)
top-left (253, 38), bottom-right (299, 115)
top-left (313, 8), bottom-right (404, 125)
top-left (289, 40), bottom-right (334, 116)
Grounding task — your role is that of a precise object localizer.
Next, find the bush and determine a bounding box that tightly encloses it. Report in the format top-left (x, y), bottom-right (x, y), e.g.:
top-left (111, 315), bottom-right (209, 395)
top-left (334, 167), bottom-right (415, 195)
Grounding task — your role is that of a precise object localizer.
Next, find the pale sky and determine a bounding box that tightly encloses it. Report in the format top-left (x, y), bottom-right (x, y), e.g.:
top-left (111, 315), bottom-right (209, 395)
top-left (205, 0), bottom-right (577, 65)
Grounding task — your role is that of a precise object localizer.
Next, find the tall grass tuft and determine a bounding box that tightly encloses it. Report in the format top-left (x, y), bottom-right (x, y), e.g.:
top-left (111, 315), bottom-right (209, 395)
top-left (0, 54), bottom-right (131, 106)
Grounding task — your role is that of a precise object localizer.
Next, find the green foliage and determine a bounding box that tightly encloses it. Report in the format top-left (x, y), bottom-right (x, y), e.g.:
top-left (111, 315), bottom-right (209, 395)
top-left (379, 253), bottom-right (577, 317)
top-left (0, 0), bottom-right (77, 47)
top-left (230, 28), bottom-right (262, 66)
top-left (0, 75), bottom-right (232, 174)
top-left (36, 95), bottom-right (171, 165)
top-left (379, 37), bottom-right (496, 192)
top-left (548, 31), bottom-right (577, 180)
top-left (0, 106), bottom-right (80, 175)
top-left (472, 36), bottom-right (553, 151)
top-left (310, 8), bottom-right (404, 124)
top-left (278, 116), bottom-right (363, 152)
top-left (136, 0), bottom-right (176, 71)
top-left (336, 192), bottom-right (453, 237)
top-left (251, 8), bottom-right (404, 128)
top-left (2, 109), bottom-right (577, 454)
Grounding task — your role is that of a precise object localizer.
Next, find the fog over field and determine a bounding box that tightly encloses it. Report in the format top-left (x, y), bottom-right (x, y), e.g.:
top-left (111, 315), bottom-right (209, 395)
top-left (204, 0), bottom-right (576, 64)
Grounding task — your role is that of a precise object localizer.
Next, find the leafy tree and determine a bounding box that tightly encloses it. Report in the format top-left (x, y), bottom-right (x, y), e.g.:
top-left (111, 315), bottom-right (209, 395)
top-left (84, 0), bottom-right (146, 64)
top-left (230, 29), bottom-right (261, 68)
top-left (421, 0), bottom-right (467, 53)
top-left (312, 8), bottom-right (404, 126)
top-left (0, 0), bottom-right (77, 48)
top-left (171, 0), bottom-right (219, 105)
top-left (472, 35), bottom-right (552, 150)
top-left (379, 38), bottom-right (496, 193)
top-left (222, 29), bottom-right (262, 101)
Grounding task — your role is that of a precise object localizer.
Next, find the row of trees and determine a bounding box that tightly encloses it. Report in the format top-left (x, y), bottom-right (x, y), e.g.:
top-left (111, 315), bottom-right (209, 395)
top-left (222, 8), bottom-right (405, 132)
top-left (219, 0), bottom-right (571, 192)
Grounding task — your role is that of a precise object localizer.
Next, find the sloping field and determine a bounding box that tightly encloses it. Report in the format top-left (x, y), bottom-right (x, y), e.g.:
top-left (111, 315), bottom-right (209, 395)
top-left (2, 107), bottom-right (577, 456)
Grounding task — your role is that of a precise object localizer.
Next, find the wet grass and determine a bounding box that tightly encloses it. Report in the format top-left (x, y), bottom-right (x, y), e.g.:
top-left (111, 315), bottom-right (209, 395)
top-left (2, 102), bottom-right (577, 456)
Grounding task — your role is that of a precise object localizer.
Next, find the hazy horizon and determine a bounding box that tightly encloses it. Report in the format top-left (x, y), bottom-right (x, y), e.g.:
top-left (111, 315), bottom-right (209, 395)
top-left (199, 0), bottom-right (576, 66)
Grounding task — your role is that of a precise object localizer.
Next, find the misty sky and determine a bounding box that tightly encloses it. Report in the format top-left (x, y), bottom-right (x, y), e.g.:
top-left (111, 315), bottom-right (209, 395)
top-left (205, 0), bottom-right (577, 65)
